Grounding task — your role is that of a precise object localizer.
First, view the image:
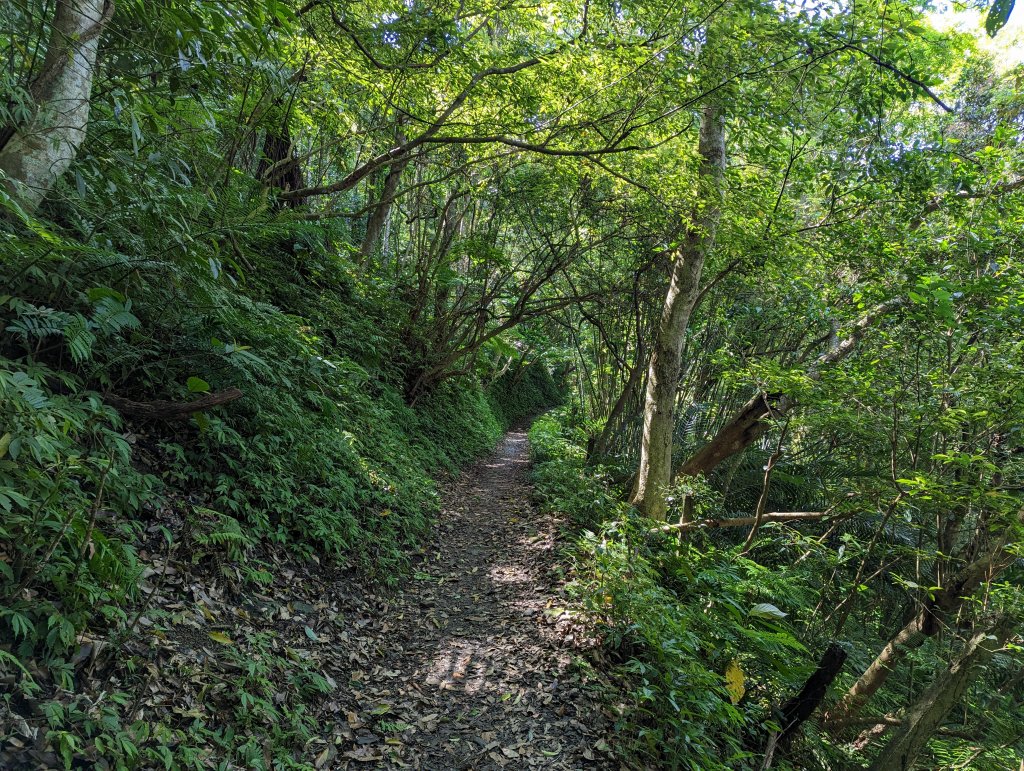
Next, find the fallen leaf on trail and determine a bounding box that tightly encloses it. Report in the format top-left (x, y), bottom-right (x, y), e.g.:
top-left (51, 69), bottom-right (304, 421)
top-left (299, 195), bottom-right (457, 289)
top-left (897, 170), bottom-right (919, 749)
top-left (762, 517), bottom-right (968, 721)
top-left (314, 747), bottom-right (334, 768)
top-left (31, 434), bottom-right (617, 771)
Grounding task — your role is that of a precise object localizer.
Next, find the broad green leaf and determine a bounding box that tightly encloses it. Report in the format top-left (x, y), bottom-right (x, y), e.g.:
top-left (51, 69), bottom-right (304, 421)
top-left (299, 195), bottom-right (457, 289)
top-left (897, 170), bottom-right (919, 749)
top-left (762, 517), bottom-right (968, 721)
top-left (748, 603), bottom-right (788, 620)
top-left (985, 0), bottom-right (1015, 36)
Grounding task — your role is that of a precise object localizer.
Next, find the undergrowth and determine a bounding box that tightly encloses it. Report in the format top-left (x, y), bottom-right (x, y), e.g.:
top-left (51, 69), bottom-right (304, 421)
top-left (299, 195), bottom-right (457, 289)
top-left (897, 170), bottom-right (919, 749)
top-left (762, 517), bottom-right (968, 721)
top-left (528, 410), bottom-right (821, 770)
top-left (529, 409), bottom-right (1024, 771)
top-left (0, 203), bottom-right (560, 767)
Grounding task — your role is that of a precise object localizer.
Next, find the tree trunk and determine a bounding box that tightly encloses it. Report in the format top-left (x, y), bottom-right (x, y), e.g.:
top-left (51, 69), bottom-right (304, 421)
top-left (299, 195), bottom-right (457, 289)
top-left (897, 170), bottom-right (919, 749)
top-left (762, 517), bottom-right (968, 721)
top-left (360, 141), bottom-right (409, 258)
top-left (630, 104), bottom-right (726, 520)
top-left (826, 537), bottom-right (1016, 727)
top-left (868, 616), bottom-right (1013, 771)
top-left (675, 391), bottom-right (787, 478)
top-left (0, 0), bottom-right (112, 213)
top-left (258, 119), bottom-right (305, 209)
top-left (762, 643), bottom-right (848, 768)
top-left (588, 345), bottom-right (646, 461)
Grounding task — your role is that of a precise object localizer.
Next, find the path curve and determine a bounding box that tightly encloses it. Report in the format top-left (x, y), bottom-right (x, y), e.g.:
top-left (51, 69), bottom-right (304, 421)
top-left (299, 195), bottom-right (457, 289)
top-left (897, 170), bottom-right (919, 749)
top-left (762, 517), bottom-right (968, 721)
top-left (339, 431), bottom-right (614, 769)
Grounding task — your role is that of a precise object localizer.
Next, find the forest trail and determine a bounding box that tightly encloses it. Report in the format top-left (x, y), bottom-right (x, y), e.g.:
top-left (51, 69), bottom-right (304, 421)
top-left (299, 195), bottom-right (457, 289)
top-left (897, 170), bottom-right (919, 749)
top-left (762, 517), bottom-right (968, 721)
top-left (340, 431), bottom-right (615, 769)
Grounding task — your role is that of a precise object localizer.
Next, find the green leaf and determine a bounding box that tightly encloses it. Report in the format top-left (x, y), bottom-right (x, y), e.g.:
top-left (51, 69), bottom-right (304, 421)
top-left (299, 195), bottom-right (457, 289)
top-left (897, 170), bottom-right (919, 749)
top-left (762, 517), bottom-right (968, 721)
top-left (208, 631), bottom-right (233, 644)
top-left (748, 602), bottom-right (788, 620)
top-left (187, 376), bottom-right (210, 393)
top-left (985, 0), bottom-right (1015, 36)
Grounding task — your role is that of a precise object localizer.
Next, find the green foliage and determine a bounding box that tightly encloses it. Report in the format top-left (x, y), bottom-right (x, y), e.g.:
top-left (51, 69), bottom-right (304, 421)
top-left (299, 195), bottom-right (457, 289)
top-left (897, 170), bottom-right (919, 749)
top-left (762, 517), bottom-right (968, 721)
top-left (529, 414), bottom-right (818, 770)
top-left (0, 198), bottom-right (558, 765)
top-left (23, 631), bottom-right (335, 771)
top-left (0, 315), bottom-right (156, 664)
top-left (2, 0), bottom-right (1022, 765)
top-left (487, 363), bottom-right (563, 430)
top-left (529, 410), bottom-right (620, 529)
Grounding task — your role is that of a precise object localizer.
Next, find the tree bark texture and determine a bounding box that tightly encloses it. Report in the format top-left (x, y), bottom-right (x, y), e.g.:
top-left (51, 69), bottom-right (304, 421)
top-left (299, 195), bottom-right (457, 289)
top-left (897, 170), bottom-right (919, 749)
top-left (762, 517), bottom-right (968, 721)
top-left (0, 0), bottom-right (112, 213)
top-left (868, 616), bottom-right (1013, 771)
top-left (630, 103), bottom-right (726, 520)
top-left (360, 123), bottom-right (409, 258)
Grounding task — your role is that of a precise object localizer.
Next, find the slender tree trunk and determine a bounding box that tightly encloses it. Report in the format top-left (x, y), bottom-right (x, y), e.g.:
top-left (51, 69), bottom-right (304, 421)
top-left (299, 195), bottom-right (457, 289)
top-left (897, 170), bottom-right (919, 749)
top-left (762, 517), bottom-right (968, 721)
top-left (868, 616), bottom-right (1013, 771)
top-left (828, 613), bottom-right (931, 729)
top-left (826, 538), bottom-right (1016, 727)
top-left (588, 345), bottom-right (646, 461)
top-left (630, 104), bottom-right (726, 520)
top-left (361, 152), bottom-right (408, 258)
top-left (0, 0), bottom-right (112, 213)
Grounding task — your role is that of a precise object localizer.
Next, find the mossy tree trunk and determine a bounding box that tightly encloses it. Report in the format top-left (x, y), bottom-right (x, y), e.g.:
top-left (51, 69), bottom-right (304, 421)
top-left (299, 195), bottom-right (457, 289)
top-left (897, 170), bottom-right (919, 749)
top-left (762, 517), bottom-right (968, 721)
top-left (630, 103), bottom-right (726, 520)
top-left (0, 0), bottom-right (112, 213)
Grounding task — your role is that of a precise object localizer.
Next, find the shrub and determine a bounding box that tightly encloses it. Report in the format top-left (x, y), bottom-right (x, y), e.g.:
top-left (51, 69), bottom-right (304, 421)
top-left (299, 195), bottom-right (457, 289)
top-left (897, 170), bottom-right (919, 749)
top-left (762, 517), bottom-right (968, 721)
top-left (528, 410), bottom-right (818, 770)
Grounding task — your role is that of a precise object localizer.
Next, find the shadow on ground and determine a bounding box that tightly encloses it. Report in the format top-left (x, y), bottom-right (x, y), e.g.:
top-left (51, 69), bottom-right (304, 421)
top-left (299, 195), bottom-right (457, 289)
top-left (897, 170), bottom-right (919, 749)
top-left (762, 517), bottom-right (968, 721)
top-left (336, 432), bottom-right (616, 770)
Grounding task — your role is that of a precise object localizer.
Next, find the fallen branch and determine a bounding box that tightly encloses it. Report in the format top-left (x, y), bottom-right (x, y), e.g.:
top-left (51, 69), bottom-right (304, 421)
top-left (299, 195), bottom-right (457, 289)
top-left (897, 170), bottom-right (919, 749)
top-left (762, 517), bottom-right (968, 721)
top-left (651, 511), bottom-right (827, 533)
top-left (104, 388), bottom-right (243, 420)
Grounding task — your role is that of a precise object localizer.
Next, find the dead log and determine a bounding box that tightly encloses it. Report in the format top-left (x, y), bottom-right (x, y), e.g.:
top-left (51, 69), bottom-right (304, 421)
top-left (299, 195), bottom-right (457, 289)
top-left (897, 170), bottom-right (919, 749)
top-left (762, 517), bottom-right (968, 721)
top-left (762, 643), bottom-right (848, 769)
top-left (104, 388), bottom-right (243, 420)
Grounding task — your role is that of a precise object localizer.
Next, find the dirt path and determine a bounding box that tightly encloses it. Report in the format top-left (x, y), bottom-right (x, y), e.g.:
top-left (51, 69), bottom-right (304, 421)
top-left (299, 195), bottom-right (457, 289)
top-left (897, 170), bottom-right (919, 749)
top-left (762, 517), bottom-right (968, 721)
top-left (338, 431), bottom-right (615, 769)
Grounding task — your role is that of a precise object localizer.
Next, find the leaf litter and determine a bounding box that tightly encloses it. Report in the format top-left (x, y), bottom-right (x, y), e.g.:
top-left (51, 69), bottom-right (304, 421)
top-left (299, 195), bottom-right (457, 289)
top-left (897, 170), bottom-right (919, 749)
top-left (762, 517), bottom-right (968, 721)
top-left (341, 431), bottom-right (617, 769)
top-left (0, 431), bottom-right (618, 769)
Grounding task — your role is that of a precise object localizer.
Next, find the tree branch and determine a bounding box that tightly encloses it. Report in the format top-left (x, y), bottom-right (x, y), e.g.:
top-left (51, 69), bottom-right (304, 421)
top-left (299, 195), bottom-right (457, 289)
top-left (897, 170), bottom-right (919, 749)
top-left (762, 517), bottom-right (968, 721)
top-left (651, 511), bottom-right (829, 533)
top-left (833, 38), bottom-right (952, 113)
top-left (280, 57), bottom-right (545, 201)
top-left (104, 388), bottom-right (243, 420)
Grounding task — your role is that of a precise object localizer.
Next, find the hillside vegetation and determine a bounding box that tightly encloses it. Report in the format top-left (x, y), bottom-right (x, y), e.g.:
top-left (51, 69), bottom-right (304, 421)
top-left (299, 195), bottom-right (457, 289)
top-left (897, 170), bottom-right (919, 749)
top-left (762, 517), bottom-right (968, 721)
top-left (1, 0), bottom-right (1023, 769)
